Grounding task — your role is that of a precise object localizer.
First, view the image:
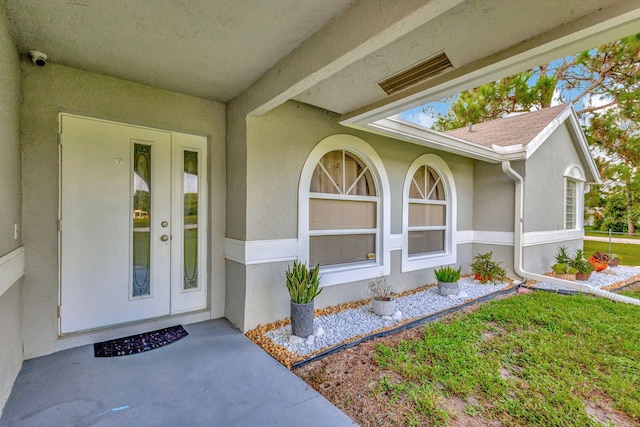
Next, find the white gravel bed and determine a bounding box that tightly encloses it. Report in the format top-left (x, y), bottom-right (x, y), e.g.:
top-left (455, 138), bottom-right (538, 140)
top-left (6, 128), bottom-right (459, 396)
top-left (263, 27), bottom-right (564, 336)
top-left (265, 278), bottom-right (508, 357)
top-left (530, 266), bottom-right (640, 292)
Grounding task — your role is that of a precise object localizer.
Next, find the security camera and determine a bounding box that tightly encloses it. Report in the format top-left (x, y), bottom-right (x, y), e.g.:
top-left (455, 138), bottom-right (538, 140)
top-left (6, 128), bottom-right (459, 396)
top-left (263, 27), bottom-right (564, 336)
top-left (29, 51), bottom-right (47, 67)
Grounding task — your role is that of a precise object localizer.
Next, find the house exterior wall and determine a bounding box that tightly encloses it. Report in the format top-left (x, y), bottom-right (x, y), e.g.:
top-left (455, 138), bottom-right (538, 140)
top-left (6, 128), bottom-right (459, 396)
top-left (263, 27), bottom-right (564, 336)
top-left (472, 161), bottom-right (516, 232)
top-left (233, 101), bottom-right (477, 331)
top-left (524, 123), bottom-right (583, 233)
top-left (0, 12), bottom-right (24, 416)
top-left (20, 62), bottom-right (226, 358)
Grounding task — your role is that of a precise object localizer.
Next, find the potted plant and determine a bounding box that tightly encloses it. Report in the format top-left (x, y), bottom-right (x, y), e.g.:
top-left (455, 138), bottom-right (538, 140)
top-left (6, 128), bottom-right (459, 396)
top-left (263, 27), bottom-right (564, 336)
top-left (551, 263), bottom-right (578, 281)
top-left (570, 249), bottom-right (594, 281)
top-left (552, 246), bottom-right (577, 280)
top-left (434, 265), bottom-right (461, 296)
top-left (588, 251), bottom-right (610, 272)
top-left (469, 251), bottom-right (507, 284)
top-left (367, 274), bottom-right (395, 316)
top-left (285, 261), bottom-right (322, 338)
top-left (609, 254), bottom-right (621, 267)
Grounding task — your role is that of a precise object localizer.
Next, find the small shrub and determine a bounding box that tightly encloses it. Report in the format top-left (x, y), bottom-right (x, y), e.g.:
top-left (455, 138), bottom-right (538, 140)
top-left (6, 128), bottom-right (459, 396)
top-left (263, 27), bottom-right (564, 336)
top-left (554, 246), bottom-right (571, 264)
top-left (469, 251), bottom-right (507, 284)
top-left (368, 274), bottom-right (394, 300)
top-left (434, 265), bottom-right (461, 282)
top-left (285, 261), bottom-right (322, 304)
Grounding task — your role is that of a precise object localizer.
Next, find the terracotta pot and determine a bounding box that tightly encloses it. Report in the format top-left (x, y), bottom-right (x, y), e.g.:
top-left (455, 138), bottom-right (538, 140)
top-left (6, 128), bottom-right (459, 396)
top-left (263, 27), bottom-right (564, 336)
top-left (588, 256), bottom-right (608, 272)
top-left (554, 273), bottom-right (576, 281)
top-left (576, 272), bottom-right (592, 281)
top-left (474, 273), bottom-right (492, 282)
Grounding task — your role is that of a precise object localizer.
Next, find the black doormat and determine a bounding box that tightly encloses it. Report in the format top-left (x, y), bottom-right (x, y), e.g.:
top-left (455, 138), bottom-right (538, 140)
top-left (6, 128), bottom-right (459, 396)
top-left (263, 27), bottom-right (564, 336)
top-left (94, 325), bottom-right (188, 357)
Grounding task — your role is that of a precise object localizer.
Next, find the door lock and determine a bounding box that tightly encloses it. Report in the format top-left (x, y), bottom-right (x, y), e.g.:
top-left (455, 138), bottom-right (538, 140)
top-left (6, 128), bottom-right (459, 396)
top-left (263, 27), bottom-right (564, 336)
top-left (161, 221), bottom-right (168, 228)
top-left (160, 235), bottom-right (169, 242)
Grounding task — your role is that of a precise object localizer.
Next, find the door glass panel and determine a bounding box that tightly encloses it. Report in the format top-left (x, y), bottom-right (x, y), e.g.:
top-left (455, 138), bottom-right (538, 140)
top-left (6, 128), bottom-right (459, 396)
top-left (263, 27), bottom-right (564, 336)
top-left (183, 151), bottom-right (199, 290)
top-left (132, 143), bottom-right (151, 297)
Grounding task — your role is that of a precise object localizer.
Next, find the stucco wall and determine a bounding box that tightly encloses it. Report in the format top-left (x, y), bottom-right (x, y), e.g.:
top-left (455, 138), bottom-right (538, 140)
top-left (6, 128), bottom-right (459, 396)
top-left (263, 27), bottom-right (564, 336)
top-left (236, 101), bottom-right (476, 330)
top-left (523, 239), bottom-right (583, 273)
top-left (524, 123), bottom-right (583, 233)
top-left (472, 161), bottom-right (516, 232)
top-left (21, 62), bottom-right (226, 358)
top-left (0, 12), bottom-right (23, 416)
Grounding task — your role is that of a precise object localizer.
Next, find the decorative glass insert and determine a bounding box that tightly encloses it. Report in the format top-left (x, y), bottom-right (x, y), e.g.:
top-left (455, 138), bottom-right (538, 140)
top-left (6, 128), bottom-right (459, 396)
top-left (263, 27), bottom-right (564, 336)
top-left (308, 150), bottom-right (379, 267)
top-left (183, 151), bottom-right (199, 290)
top-left (132, 143), bottom-right (151, 297)
top-left (408, 165), bottom-right (447, 257)
top-left (565, 179), bottom-right (577, 230)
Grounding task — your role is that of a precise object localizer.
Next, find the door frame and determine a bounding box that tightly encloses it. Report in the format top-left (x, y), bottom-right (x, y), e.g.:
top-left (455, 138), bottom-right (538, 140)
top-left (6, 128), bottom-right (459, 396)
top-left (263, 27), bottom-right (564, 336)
top-left (57, 113), bottom-right (209, 335)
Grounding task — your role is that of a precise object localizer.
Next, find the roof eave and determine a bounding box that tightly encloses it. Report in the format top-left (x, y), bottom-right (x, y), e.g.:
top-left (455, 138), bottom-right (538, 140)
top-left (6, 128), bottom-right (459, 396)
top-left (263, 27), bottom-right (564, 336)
top-left (352, 117), bottom-right (526, 163)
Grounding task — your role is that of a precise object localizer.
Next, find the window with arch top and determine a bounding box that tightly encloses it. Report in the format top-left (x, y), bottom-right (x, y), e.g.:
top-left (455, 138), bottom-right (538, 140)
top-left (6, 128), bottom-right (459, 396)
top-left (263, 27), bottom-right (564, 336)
top-left (408, 165), bottom-right (447, 256)
top-left (308, 150), bottom-right (379, 267)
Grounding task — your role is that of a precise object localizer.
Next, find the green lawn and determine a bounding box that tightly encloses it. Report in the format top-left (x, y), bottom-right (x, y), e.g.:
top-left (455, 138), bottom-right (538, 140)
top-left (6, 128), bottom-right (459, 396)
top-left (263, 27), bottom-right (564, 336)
top-left (618, 286), bottom-right (640, 299)
top-left (372, 292), bottom-right (640, 426)
top-left (583, 241), bottom-right (640, 266)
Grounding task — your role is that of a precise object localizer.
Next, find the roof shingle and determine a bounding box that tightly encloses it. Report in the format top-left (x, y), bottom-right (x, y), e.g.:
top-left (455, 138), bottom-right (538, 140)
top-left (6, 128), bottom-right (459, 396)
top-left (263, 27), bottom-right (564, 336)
top-left (444, 104), bottom-right (570, 148)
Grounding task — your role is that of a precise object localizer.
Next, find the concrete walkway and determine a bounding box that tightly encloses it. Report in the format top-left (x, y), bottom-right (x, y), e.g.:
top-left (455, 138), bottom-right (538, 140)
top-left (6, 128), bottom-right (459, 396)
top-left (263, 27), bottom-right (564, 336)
top-left (0, 319), bottom-right (355, 427)
top-left (584, 235), bottom-right (640, 245)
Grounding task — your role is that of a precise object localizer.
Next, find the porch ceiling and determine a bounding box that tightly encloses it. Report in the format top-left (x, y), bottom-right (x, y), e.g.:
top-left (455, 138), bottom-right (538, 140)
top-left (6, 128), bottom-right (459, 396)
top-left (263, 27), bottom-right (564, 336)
top-left (3, 0), bottom-right (640, 119)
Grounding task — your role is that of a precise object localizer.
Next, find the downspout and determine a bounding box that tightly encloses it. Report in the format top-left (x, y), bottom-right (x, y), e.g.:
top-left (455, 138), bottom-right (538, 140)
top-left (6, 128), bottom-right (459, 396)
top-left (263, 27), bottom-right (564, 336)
top-left (501, 160), bottom-right (640, 306)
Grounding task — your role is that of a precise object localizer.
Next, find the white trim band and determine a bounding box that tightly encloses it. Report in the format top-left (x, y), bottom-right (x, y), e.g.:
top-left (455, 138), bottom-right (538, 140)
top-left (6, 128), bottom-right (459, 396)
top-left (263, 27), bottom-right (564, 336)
top-left (225, 229), bottom-right (583, 265)
top-left (0, 246), bottom-right (25, 298)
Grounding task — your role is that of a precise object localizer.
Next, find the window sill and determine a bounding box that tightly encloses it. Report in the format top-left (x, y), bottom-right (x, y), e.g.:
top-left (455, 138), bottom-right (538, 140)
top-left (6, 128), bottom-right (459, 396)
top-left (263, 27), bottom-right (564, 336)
top-left (319, 262), bottom-right (386, 287)
top-left (402, 251), bottom-right (456, 273)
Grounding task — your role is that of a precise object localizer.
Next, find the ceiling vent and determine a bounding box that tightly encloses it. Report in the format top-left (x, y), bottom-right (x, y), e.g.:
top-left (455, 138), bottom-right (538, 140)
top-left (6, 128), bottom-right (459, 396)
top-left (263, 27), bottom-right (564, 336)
top-left (378, 52), bottom-right (453, 96)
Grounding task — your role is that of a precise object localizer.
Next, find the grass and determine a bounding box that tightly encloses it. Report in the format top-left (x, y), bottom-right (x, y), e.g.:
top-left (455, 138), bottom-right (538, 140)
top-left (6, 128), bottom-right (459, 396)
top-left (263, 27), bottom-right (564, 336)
top-left (583, 241), bottom-right (640, 266)
top-left (372, 292), bottom-right (640, 426)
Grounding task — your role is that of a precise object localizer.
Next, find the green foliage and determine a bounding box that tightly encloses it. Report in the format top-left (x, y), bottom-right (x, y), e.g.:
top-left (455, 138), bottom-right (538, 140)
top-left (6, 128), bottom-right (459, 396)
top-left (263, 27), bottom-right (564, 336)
top-left (434, 265), bottom-right (461, 283)
top-left (552, 263), bottom-right (568, 274)
top-left (285, 261), bottom-right (322, 304)
top-left (553, 246), bottom-right (571, 264)
top-left (469, 251), bottom-right (507, 284)
top-left (373, 292), bottom-right (640, 425)
top-left (569, 249), bottom-right (593, 274)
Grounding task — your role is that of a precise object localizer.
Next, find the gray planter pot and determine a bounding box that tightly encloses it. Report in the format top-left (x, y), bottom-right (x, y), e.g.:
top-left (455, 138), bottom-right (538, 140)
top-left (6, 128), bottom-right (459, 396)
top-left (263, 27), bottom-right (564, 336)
top-left (372, 298), bottom-right (396, 316)
top-left (438, 280), bottom-right (460, 296)
top-left (290, 300), bottom-right (314, 338)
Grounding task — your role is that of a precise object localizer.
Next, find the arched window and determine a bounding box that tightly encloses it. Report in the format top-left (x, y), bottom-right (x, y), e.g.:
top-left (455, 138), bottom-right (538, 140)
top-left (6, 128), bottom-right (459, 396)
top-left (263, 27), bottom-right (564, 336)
top-left (402, 154), bottom-right (456, 272)
top-left (309, 150), bottom-right (378, 267)
top-left (407, 165), bottom-right (446, 256)
top-left (299, 134), bottom-right (390, 286)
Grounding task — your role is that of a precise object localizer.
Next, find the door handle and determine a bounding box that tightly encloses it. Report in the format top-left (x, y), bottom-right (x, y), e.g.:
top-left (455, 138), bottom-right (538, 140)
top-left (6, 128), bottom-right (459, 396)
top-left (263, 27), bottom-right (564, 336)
top-left (160, 235), bottom-right (169, 242)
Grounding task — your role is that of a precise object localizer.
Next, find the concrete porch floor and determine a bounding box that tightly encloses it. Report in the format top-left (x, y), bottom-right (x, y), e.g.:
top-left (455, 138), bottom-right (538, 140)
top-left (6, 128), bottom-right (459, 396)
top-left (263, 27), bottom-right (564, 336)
top-left (0, 319), bottom-right (355, 426)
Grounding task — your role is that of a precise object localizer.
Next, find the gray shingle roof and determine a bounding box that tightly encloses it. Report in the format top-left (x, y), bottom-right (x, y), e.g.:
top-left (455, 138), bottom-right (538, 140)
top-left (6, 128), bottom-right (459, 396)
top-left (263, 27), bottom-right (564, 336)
top-left (444, 104), bottom-right (570, 148)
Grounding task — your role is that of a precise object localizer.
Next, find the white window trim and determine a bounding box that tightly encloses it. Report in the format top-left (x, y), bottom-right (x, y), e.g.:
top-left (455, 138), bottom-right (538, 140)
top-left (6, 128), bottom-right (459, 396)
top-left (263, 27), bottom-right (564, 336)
top-left (402, 154), bottom-right (457, 272)
top-left (299, 134), bottom-right (391, 287)
top-left (563, 164), bottom-right (585, 231)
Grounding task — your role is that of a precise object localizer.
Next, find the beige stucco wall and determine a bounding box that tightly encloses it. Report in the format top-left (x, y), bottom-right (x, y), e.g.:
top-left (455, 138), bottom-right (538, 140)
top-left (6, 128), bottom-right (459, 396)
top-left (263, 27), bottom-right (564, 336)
top-left (21, 62), bottom-right (226, 358)
top-left (235, 101), bottom-right (476, 330)
top-left (524, 123), bottom-right (583, 233)
top-left (0, 12), bottom-right (24, 416)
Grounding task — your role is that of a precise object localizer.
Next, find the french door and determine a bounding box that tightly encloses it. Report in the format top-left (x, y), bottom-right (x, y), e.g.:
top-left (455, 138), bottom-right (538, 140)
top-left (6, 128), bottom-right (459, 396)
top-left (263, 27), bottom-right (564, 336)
top-left (59, 115), bottom-right (207, 333)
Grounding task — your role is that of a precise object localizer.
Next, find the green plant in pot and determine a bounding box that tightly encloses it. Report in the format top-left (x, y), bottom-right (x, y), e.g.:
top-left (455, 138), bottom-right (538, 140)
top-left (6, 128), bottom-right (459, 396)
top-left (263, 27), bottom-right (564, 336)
top-left (570, 249), bottom-right (594, 281)
top-left (469, 251), bottom-right (507, 284)
top-left (434, 265), bottom-right (461, 296)
top-left (286, 261), bottom-right (322, 338)
top-left (368, 274), bottom-right (395, 316)
top-left (551, 246), bottom-right (577, 281)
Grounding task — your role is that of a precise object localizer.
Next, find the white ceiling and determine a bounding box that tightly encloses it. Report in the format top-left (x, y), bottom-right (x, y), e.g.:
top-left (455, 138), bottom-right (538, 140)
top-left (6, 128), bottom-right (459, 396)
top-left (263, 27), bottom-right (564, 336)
top-left (3, 0), bottom-right (640, 119)
top-left (3, 0), bottom-right (355, 101)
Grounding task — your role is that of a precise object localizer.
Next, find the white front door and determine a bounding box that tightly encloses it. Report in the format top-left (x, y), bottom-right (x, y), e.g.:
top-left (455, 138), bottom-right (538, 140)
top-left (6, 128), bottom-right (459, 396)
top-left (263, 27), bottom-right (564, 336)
top-left (59, 115), bottom-right (207, 334)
